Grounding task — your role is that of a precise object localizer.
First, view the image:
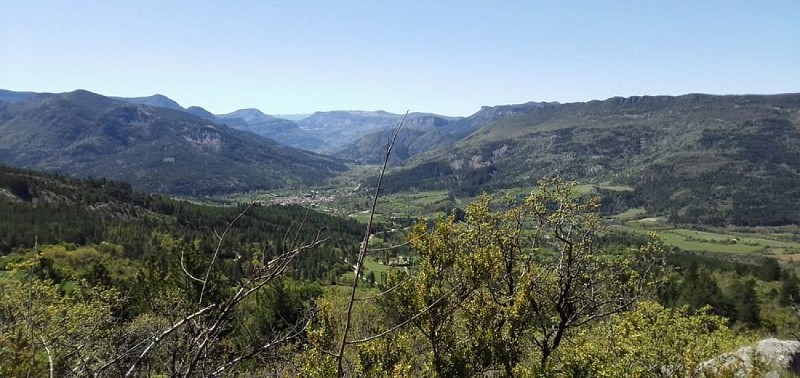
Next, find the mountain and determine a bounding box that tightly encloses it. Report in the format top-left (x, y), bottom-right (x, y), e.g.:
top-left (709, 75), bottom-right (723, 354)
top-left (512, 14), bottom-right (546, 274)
top-left (380, 93), bottom-right (800, 226)
top-left (217, 108), bottom-right (277, 125)
top-left (333, 114), bottom-right (461, 164)
top-left (437, 101), bottom-right (556, 140)
top-left (113, 94), bottom-right (184, 111)
top-left (0, 89), bottom-right (347, 195)
top-left (330, 105), bottom-right (562, 163)
top-left (297, 110), bottom-right (404, 151)
top-left (273, 113), bottom-right (312, 121)
top-left (215, 108), bottom-right (329, 151)
top-left (185, 106), bottom-right (217, 121)
top-left (334, 128), bottom-right (452, 164)
top-left (298, 110), bottom-right (461, 153)
top-left (0, 89), bottom-right (40, 104)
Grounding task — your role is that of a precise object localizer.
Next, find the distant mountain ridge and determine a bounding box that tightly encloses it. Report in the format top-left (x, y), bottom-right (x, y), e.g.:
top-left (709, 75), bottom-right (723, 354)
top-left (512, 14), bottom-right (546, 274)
top-left (9, 87), bottom-right (800, 226)
top-left (108, 95), bottom-right (469, 154)
top-left (215, 108), bottom-right (329, 151)
top-left (0, 89), bottom-right (40, 104)
top-left (273, 113), bottom-right (312, 121)
top-left (112, 94), bottom-right (185, 111)
top-left (110, 95), bottom-right (331, 151)
top-left (297, 110), bottom-right (463, 155)
top-left (325, 105), bottom-right (562, 163)
top-left (437, 101), bottom-right (556, 140)
top-left (0, 89), bottom-right (347, 195)
top-left (185, 106), bottom-right (217, 121)
top-left (380, 93), bottom-right (800, 226)
top-left (334, 127), bottom-right (452, 164)
top-left (9, 90), bottom-right (471, 156)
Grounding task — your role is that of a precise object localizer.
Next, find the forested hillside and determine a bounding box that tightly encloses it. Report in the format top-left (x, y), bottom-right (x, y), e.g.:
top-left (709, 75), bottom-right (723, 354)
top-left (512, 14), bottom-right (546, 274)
top-left (379, 94), bottom-right (800, 226)
top-left (0, 165), bottom-right (368, 375)
top-left (0, 164), bottom-right (364, 282)
top-left (2, 167), bottom-right (800, 376)
top-left (0, 90), bottom-right (347, 195)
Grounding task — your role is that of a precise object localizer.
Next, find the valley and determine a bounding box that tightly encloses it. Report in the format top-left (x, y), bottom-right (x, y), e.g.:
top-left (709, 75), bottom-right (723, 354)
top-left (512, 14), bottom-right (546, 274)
top-left (3, 88), bottom-right (800, 376)
top-left (5, 88), bottom-right (796, 266)
top-left (4, 1), bottom-right (799, 374)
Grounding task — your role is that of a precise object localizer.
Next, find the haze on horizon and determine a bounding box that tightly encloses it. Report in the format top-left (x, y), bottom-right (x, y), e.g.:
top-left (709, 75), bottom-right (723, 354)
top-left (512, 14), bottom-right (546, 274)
top-left (1, 0), bottom-right (798, 117)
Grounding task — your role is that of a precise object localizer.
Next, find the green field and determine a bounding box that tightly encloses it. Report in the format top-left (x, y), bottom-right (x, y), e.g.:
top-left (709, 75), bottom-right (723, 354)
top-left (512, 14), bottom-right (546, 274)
top-left (363, 257), bottom-right (391, 273)
top-left (620, 219), bottom-right (800, 258)
top-left (223, 180), bottom-right (800, 264)
top-left (612, 207), bottom-right (646, 221)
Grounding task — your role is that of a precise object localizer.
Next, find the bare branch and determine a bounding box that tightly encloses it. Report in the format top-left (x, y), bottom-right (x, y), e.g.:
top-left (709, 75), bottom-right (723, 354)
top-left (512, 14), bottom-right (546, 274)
top-left (210, 318), bottom-right (312, 377)
top-left (181, 248), bottom-right (204, 283)
top-left (353, 274), bottom-right (413, 302)
top-left (37, 334), bottom-right (54, 378)
top-left (125, 304), bottom-right (216, 377)
top-left (198, 203), bottom-right (253, 306)
top-left (182, 233), bottom-right (328, 377)
top-left (347, 283), bottom-right (462, 345)
top-left (336, 111), bottom-right (408, 377)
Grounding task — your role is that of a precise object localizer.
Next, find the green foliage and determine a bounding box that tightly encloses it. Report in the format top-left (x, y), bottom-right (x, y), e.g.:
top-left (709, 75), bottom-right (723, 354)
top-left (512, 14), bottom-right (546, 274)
top-left (235, 278), bottom-right (323, 345)
top-left (4, 157), bottom-right (800, 375)
top-left (0, 166), bottom-right (371, 375)
top-left (376, 178), bottom-right (669, 375)
top-left (300, 287), bottom-right (414, 377)
top-left (655, 251), bottom-right (800, 332)
top-left (0, 165), bottom-right (363, 287)
top-left (554, 301), bottom-right (744, 377)
top-left (779, 273), bottom-right (800, 306)
top-left (0, 258), bottom-right (119, 377)
top-left (731, 278), bottom-right (761, 328)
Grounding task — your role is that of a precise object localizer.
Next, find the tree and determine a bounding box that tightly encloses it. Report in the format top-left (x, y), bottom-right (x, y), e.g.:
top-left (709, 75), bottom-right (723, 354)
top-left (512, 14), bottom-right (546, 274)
top-left (780, 273), bottom-right (800, 306)
top-left (392, 178), bottom-right (668, 375)
top-left (556, 301), bottom-right (741, 377)
top-left (731, 278), bottom-right (761, 328)
top-left (0, 257), bottom-right (119, 377)
top-left (679, 265), bottom-right (732, 318)
top-left (113, 205), bottom-right (329, 377)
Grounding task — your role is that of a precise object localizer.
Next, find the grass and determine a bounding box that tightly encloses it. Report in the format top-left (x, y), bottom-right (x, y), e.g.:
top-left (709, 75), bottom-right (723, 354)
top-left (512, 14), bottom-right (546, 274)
top-left (213, 176), bottom-right (800, 261)
top-left (337, 256), bottom-right (401, 288)
top-left (597, 182), bottom-right (634, 192)
top-left (620, 220), bottom-right (800, 256)
top-left (338, 189), bottom-right (457, 226)
top-left (348, 212), bottom-right (373, 223)
top-left (576, 182), bottom-right (635, 195)
top-left (363, 257), bottom-right (391, 273)
top-left (657, 232), bottom-right (765, 254)
top-left (612, 207), bottom-right (646, 221)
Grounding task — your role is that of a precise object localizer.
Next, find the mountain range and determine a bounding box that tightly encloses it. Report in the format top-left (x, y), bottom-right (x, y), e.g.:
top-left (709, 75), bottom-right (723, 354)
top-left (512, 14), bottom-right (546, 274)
top-left (215, 108), bottom-right (329, 151)
top-left (0, 90), bottom-right (346, 195)
top-left (381, 93), bottom-right (800, 225)
top-left (3, 88), bottom-right (800, 226)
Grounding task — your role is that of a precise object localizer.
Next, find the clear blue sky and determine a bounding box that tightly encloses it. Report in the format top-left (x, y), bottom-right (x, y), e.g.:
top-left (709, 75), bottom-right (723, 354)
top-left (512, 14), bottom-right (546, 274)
top-left (1, 1), bottom-right (798, 116)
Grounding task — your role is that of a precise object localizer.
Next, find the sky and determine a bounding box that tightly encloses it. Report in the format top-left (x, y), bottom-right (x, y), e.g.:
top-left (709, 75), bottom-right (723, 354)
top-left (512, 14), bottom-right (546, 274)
top-left (1, 1), bottom-right (798, 116)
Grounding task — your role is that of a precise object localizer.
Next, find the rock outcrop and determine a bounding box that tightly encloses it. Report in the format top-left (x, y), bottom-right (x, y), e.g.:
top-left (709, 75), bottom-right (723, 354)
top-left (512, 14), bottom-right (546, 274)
top-left (700, 338), bottom-right (800, 377)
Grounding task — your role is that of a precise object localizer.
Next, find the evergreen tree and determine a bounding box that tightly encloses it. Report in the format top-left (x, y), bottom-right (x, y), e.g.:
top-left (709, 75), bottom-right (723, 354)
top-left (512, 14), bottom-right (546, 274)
top-left (731, 278), bottom-right (761, 328)
top-left (780, 273), bottom-right (800, 306)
